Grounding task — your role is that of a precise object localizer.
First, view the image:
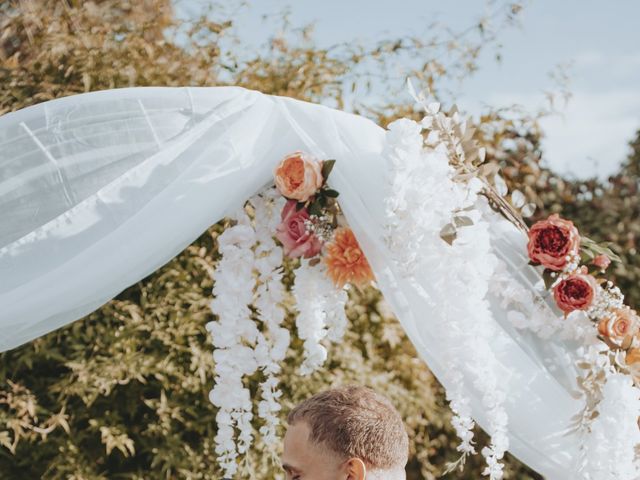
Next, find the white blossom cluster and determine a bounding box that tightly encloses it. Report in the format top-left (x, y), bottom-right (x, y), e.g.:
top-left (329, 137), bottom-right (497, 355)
top-left (382, 116), bottom-right (509, 479)
top-left (487, 190), bottom-right (640, 479)
top-left (491, 253), bottom-right (598, 345)
top-left (586, 281), bottom-right (625, 322)
top-left (446, 370), bottom-right (477, 457)
top-left (207, 187), bottom-right (351, 475)
top-left (250, 191), bottom-right (290, 449)
top-left (292, 258), bottom-right (348, 375)
top-left (582, 372), bottom-right (640, 479)
top-left (207, 212), bottom-right (259, 478)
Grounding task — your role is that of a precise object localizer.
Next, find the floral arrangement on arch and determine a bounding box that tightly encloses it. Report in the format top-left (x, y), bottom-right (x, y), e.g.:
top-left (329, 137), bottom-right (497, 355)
top-left (526, 213), bottom-right (640, 383)
top-left (206, 150), bottom-right (374, 477)
top-left (205, 80), bottom-right (639, 479)
top-left (272, 151), bottom-right (375, 288)
top-left (399, 79), bottom-right (639, 479)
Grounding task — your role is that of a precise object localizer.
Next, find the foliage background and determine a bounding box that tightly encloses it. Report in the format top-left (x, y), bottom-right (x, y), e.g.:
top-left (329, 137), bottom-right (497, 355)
top-left (0, 1), bottom-right (638, 479)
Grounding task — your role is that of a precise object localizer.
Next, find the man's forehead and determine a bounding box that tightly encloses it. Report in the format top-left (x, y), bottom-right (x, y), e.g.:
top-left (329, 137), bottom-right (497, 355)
top-left (284, 421), bottom-right (311, 453)
top-left (281, 421), bottom-right (311, 465)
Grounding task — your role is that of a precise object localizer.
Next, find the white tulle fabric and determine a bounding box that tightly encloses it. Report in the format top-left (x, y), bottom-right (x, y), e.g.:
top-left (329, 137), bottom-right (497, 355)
top-left (0, 86), bottom-right (635, 479)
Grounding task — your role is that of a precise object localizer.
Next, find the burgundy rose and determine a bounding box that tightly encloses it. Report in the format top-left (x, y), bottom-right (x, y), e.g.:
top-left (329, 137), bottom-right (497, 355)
top-left (553, 272), bottom-right (598, 314)
top-left (275, 200), bottom-right (323, 259)
top-left (527, 214), bottom-right (580, 271)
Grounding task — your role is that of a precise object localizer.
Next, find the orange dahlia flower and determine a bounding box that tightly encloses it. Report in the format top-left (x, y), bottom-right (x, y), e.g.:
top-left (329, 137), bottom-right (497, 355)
top-left (324, 227), bottom-right (374, 288)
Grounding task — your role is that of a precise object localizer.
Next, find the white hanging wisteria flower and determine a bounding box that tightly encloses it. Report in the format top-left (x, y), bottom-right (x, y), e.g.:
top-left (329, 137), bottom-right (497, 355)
top-left (207, 210), bottom-right (259, 478)
top-left (382, 111), bottom-right (510, 479)
top-left (250, 190), bottom-right (290, 449)
top-left (206, 162), bottom-right (356, 474)
top-left (292, 259), bottom-right (348, 376)
top-left (582, 372), bottom-right (640, 479)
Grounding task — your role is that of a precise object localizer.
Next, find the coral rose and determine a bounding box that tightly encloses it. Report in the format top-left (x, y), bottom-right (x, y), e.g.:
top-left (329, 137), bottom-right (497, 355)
top-left (592, 254), bottom-right (611, 271)
top-left (626, 348), bottom-right (640, 365)
top-left (553, 272), bottom-right (598, 314)
top-left (275, 200), bottom-right (323, 259)
top-left (597, 307), bottom-right (640, 340)
top-left (324, 227), bottom-right (374, 288)
top-left (527, 214), bottom-right (580, 271)
top-left (274, 151), bottom-right (323, 202)
top-left (625, 348), bottom-right (640, 384)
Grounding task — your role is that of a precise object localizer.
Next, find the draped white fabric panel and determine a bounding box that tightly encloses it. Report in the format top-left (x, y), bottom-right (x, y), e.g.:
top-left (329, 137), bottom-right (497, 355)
top-left (0, 86), bottom-right (585, 478)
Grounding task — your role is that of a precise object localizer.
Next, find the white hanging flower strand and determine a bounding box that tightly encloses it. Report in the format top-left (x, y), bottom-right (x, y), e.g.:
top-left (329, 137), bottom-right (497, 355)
top-left (207, 208), bottom-right (259, 478)
top-left (292, 259), bottom-right (348, 376)
top-left (250, 191), bottom-right (290, 449)
top-left (381, 110), bottom-right (510, 479)
top-left (206, 149), bottom-right (373, 474)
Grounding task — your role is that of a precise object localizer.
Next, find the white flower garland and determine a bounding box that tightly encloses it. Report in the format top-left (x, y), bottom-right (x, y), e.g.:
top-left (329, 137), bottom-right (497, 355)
top-left (488, 220), bottom-right (640, 479)
top-left (382, 117), bottom-right (509, 479)
top-left (292, 259), bottom-right (348, 376)
top-left (207, 187), bottom-right (350, 474)
top-left (207, 211), bottom-right (258, 478)
top-left (581, 372), bottom-right (640, 479)
top-left (250, 191), bottom-right (290, 449)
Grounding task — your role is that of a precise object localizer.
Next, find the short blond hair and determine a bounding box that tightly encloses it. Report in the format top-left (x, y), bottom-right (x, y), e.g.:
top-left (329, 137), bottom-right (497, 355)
top-left (287, 385), bottom-right (409, 470)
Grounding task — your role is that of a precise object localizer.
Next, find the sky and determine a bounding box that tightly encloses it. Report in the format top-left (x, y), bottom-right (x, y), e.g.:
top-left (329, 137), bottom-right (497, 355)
top-left (177, 0), bottom-right (640, 180)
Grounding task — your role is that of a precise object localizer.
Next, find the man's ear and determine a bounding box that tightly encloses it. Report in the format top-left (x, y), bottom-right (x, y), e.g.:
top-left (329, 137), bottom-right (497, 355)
top-left (344, 457), bottom-right (366, 480)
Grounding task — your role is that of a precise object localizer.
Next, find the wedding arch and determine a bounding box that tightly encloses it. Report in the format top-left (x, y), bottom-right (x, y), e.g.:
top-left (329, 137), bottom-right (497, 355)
top-left (0, 84), bottom-right (638, 479)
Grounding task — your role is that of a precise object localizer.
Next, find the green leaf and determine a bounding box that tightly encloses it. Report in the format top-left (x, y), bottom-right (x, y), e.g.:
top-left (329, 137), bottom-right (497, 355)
top-left (324, 189), bottom-right (340, 198)
top-left (295, 201), bottom-right (306, 211)
top-left (308, 201), bottom-right (322, 216)
top-left (321, 159), bottom-right (336, 181)
top-left (581, 235), bottom-right (622, 263)
top-left (580, 249), bottom-right (595, 262)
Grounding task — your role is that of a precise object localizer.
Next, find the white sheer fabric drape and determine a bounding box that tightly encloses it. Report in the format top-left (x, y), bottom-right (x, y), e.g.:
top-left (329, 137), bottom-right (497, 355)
top-left (0, 86), bottom-right (586, 478)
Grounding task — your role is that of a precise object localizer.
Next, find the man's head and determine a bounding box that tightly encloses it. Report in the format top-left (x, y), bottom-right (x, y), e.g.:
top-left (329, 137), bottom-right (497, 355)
top-left (281, 385), bottom-right (409, 480)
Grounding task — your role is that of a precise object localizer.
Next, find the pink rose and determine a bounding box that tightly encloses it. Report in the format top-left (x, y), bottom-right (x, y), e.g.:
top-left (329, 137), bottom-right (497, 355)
top-left (592, 254), bottom-right (611, 271)
top-left (553, 272), bottom-right (598, 314)
top-left (527, 214), bottom-right (580, 271)
top-left (274, 151), bottom-right (323, 202)
top-left (275, 200), bottom-right (323, 259)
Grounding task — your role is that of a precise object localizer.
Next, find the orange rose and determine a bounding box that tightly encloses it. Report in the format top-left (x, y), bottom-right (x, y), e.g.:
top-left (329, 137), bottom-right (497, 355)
top-left (597, 307), bottom-right (640, 340)
top-left (626, 348), bottom-right (640, 365)
top-left (274, 151), bottom-right (323, 202)
top-left (324, 227), bottom-right (374, 288)
top-left (527, 214), bottom-right (580, 271)
top-left (625, 348), bottom-right (640, 383)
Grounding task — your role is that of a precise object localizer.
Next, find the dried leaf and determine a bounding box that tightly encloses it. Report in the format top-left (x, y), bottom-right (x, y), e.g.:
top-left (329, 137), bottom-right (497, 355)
top-left (440, 223), bottom-right (457, 245)
top-left (493, 173), bottom-right (508, 196)
top-left (511, 190), bottom-right (525, 208)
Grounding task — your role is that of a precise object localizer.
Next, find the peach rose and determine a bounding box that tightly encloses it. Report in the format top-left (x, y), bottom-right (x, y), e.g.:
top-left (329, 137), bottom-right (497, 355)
top-left (597, 307), bottom-right (639, 340)
top-left (592, 254), bottom-right (611, 270)
top-left (626, 348), bottom-right (640, 365)
top-left (274, 151), bottom-right (323, 202)
top-left (527, 214), bottom-right (580, 271)
top-left (626, 348), bottom-right (640, 384)
top-left (553, 272), bottom-right (598, 314)
top-left (275, 200), bottom-right (323, 259)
